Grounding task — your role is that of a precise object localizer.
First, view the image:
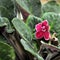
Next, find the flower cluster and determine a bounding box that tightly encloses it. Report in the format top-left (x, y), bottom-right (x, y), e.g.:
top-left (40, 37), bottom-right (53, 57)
top-left (35, 20), bottom-right (50, 41)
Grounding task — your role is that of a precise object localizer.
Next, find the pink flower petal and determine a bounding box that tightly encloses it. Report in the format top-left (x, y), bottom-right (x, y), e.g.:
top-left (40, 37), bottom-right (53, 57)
top-left (44, 31), bottom-right (50, 40)
top-left (45, 25), bottom-right (49, 31)
top-left (35, 23), bottom-right (42, 32)
top-left (35, 31), bottom-right (43, 39)
top-left (42, 20), bottom-right (48, 26)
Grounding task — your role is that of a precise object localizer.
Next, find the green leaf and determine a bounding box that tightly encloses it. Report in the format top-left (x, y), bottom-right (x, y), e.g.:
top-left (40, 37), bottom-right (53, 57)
top-left (0, 32), bottom-right (15, 60)
top-left (16, 0), bottom-right (30, 13)
top-left (41, 1), bottom-right (60, 15)
top-left (0, 41), bottom-right (15, 60)
top-left (20, 39), bottom-right (44, 60)
top-left (16, 0), bottom-right (41, 17)
top-left (12, 18), bottom-right (32, 41)
top-left (26, 0), bottom-right (41, 17)
top-left (26, 15), bottom-right (42, 32)
top-left (0, 17), bottom-right (14, 33)
top-left (41, 12), bottom-right (60, 42)
top-left (0, 0), bottom-right (15, 19)
top-left (0, 6), bottom-right (9, 18)
top-left (0, 35), bottom-right (7, 43)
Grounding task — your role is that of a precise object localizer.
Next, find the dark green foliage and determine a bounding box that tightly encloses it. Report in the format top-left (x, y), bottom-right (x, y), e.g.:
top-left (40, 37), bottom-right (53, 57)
top-left (16, 0), bottom-right (41, 17)
top-left (0, 0), bottom-right (15, 19)
top-left (0, 35), bottom-right (7, 43)
top-left (0, 6), bottom-right (9, 18)
top-left (0, 42), bottom-right (15, 60)
top-left (26, 0), bottom-right (41, 17)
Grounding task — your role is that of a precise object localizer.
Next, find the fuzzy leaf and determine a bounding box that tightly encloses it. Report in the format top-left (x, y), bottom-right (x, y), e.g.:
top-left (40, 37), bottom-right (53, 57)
top-left (0, 17), bottom-right (14, 33)
top-left (0, 41), bottom-right (15, 60)
top-left (20, 39), bottom-right (44, 60)
top-left (0, 0), bottom-right (15, 19)
top-left (15, 0), bottom-right (41, 17)
top-left (12, 18), bottom-right (32, 41)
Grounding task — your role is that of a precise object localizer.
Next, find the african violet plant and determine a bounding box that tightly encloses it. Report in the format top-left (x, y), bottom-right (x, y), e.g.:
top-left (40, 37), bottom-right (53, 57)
top-left (0, 0), bottom-right (60, 60)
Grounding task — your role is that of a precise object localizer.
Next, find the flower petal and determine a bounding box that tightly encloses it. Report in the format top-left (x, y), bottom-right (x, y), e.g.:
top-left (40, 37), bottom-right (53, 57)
top-left (35, 23), bottom-right (42, 32)
top-left (45, 25), bottom-right (49, 31)
top-left (44, 31), bottom-right (50, 40)
top-left (42, 20), bottom-right (48, 26)
top-left (35, 31), bottom-right (43, 39)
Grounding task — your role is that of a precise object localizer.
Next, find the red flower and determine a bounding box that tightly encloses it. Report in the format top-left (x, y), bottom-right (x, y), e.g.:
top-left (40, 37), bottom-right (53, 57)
top-left (35, 20), bottom-right (50, 40)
